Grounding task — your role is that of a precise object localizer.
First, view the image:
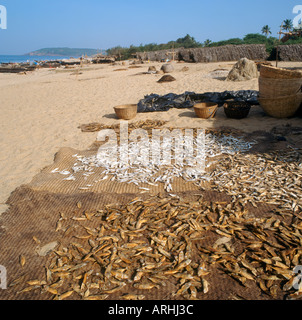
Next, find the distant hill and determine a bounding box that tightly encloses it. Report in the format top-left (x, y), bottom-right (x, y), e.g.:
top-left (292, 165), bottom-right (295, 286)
top-left (27, 47), bottom-right (99, 57)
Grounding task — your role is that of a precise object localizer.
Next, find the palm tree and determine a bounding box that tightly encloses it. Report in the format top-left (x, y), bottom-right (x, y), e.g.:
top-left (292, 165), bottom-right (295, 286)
top-left (282, 19), bottom-right (293, 32)
top-left (261, 25), bottom-right (272, 37)
top-left (203, 39), bottom-right (212, 47)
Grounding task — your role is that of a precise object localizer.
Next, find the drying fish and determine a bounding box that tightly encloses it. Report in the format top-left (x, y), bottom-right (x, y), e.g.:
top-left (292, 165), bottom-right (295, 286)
top-left (59, 170), bottom-right (71, 175)
top-left (84, 294), bottom-right (109, 300)
top-left (202, 278), bottom-right (209, 294)
top-left (32, 236), bottom-right (41, 244)
top-left (56, 290), bottom-right (74, 300)
top-left (17, 285), bottom-right (40, 294)
top-left (133, 282), bottom-right (160, 290)
top-left (173, 282), bottom-right (192, 297)
top-left (14, 168), bottom-right (302, 301)
top-left (27, 280), bottom-right (46, 286)
top-left (19, 255), bottom-right (26, 268)
top-left (122, 294), bottom-right (145, 300)
top-left (45, 287), bottom-right (58, 295)
top-left (53, 128), bottom-right (257, 193)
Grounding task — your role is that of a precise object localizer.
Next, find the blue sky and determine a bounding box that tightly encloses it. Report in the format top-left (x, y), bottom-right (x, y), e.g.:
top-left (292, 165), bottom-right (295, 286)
top-left (0, 0), bottom-right (300, 54)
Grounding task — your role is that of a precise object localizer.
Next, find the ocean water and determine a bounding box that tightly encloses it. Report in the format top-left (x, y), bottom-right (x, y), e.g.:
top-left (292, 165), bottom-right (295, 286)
top-left (0, 55), bottom-right (79, 64)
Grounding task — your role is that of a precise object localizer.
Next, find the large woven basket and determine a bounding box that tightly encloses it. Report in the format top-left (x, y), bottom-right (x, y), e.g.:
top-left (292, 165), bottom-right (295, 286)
top-left (223, 100), bottom-right (251, 119)
top-left (259, 76), bottom-right (302, 98)
top-left (194, 102), bottom-right (218, 119)
top-left (260, 65), bottom-right (302, 79)
top-left (114, 104), bottom-right (137, 120)
top-left (258, 94), bottom-right (302, 118)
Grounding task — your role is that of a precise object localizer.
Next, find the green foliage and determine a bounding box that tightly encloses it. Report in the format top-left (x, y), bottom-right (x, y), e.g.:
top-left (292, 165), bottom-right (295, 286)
top-left (203, 39), bottom-right (212, 47)
top-left (106, 34), bottom-right (203, 60)
top-left (243, 33), bottom-right (268, 43)
top-left (175, 34), bottom-right (202, 48)
top-left (208, 38), bottom-right (243, 47)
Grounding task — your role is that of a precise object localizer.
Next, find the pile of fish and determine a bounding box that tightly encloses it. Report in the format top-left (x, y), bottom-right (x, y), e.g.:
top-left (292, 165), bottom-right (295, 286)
top-left (54, 129), bottom-right (257, 193)
top-left (206, 147), bottom-right (302, 213)
top-left (33, 123), bottom-right (301, 300)
top-left (56, 123), bottom-right (301, 214)
top-left (14, 194), bottom-right (302, 300)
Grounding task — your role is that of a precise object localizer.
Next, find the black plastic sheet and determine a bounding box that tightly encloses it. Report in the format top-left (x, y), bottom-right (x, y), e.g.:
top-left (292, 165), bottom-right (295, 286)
top-left (137, 90), bottom-right (259, 113)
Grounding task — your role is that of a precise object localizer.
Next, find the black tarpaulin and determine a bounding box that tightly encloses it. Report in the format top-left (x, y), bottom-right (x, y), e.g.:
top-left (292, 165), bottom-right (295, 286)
top-left (137, 90), bottom-right (259, 112)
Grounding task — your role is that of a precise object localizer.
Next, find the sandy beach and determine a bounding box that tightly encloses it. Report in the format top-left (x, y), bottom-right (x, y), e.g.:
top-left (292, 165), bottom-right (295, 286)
top-left (0, 60), bottom-right (302, 214)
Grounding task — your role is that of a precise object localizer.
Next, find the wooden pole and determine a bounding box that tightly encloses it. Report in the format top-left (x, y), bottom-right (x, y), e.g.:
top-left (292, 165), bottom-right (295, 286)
top-left (166, 44), bottom-right (176, 62)
top-left (276, 22), bottom-right (284, 68)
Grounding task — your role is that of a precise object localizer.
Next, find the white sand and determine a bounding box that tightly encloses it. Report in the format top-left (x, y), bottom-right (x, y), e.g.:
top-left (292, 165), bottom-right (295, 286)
top-left (0, 60), bottom-right (301, 213)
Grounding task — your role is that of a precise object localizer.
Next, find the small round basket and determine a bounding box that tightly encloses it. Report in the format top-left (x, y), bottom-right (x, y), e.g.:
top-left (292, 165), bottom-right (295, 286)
top-left (194, 102), bottom-right (218, 119)
top-left (114, 104), bottom-right (137, 120)
top-left (223, 100), bottom-right (251, 119)
top-left (258, 94), bottom-right (302, 118)
top-left (260, 65), bottom-right (302, 79)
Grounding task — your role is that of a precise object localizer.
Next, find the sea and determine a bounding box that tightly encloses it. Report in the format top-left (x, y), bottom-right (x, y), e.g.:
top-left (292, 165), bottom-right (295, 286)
top-left (0, 55), bottom-right (80, 64)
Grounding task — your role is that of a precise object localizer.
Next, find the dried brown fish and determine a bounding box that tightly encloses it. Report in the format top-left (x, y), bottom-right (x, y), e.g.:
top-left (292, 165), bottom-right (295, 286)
top-left (202, 278), bottom-right (209, 294)
top-left (57, 290), bottom-right (74, 300)
top-left (32, 236), bottom-right (41, 244)
top-left (17, 171), bottom-right (302, 301)
top-left (176, 259), bottom-right (192, 271)
top-left (17, 285), bottom-right (40, 294)
top-left (84, 294), bottom-right (109, 300)
top-left (27, 280), bottom-right (46, 286)
top-left (133, 282), bottom-right (160, 290)
top-left (173, 282), bottom-right (192, 296)
top-left (122, 294), bottom-right (145, 300)
top-left (45, 287), bottom-right (58, 295)
top-left (19, 255), bottom-right (26, 268)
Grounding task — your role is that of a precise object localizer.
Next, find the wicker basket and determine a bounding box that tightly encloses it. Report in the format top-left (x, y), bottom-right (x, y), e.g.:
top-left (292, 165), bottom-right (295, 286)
top-left (223, 100), bottom-right (251, 119)
top-left (259, 76), bottom-right (302, 98)
top-left (258, 94), bottom-right (302, 118)
top-left (114, 104), bottom-right (137, 120)
top-left (194, 102), bottom-right (218, 119)
top-left (260, 65), bottom-right (302, 79)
